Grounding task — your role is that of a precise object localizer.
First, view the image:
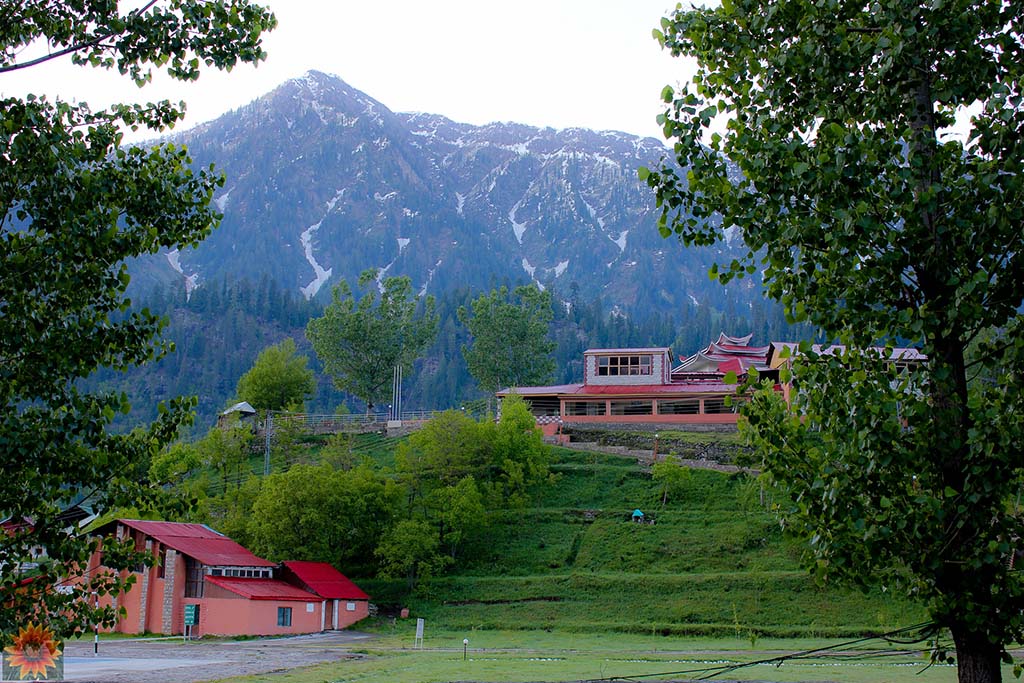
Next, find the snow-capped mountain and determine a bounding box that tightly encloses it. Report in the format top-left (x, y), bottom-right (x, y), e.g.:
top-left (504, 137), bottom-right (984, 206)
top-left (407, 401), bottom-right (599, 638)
top-left (142, 70), bottom-right (755, 315)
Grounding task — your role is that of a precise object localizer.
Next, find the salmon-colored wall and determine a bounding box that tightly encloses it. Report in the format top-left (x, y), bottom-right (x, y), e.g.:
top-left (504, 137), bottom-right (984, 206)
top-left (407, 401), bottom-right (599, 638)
top-left (335, 599), bottom-right (369, 628)
top-left (563, 413), bottom-right (739, 425)
top-left (192, 597), bottom-right (322, 637)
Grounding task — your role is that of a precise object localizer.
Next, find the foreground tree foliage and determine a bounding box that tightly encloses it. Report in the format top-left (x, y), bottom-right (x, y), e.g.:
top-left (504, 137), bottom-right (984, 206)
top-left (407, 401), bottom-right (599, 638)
top-left (644, 2), bottom-right (1023, 681)
top-left (0, 1), bottom-right (275, 641)
top-left (307, 269), bottom-right (438, 413)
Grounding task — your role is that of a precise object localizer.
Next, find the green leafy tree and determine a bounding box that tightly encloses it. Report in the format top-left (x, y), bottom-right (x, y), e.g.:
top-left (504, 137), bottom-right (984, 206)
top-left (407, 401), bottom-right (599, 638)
top-left (374, 519), bottom-right (448, 590)
top-left (429, 476), bottom-right (486, 561)
top-left (459, 284), bottom-right (555, 407)
top-left (247, 463), bottom-right (398, 569)
top-left (197, 424), bottom-right (254, 492)
top-left (483, 394), bottom-right (551, 508)
top-left (0, 1), bottom-right (274, 640)
top-left (307, 269), bottom-right (438, 413)
top-left (651, 455), bottom-right (693, 508)
top-left (644, 2), bottom-right (1024, 680)
top-left (236, 338), bottom-right (316, 412)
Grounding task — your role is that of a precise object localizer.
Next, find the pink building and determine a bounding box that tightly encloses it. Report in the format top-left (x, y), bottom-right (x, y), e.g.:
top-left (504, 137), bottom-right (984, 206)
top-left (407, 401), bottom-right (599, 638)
top-left (280, 561), bottom-right (371, 630)
top-left (500, 332), bottom-right (926, 435)
top-left (89, 519), bottom-right (368, 637)
top-left (500, 333), bottom-right (777, 433)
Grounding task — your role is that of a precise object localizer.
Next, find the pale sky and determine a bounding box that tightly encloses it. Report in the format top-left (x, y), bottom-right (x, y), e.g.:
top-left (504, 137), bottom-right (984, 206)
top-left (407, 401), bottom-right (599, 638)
top-left (1, 1), bottom-right (703, 142)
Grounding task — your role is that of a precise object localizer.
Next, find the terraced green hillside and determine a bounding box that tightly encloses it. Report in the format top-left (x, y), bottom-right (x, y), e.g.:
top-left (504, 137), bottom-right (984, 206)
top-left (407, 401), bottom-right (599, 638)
top-left (361, 446), bottom-right (924, 637)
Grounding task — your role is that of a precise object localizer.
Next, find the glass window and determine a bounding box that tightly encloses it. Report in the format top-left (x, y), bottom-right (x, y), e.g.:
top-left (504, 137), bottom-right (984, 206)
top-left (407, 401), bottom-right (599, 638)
top-left (184, 557), bottom-right (204, 598)
top-left (596, 355), bottom-right (653, 376)
top-left (657, 399), bottom-right (700, 415)
top-left (610, 400), bottom-right (653, 415)
top-left (277, 607), bottom-right (292, 627)
top-left (346, 602), bottom-right (357, 612)
top-left (703, 397), bottom-right (734, 414)
top-left (565, 401), bottom-right (606, 416)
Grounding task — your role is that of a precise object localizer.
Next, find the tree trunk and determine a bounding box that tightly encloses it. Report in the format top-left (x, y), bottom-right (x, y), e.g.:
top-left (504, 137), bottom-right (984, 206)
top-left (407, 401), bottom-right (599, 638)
top-left (951, 624), bottom-right (1002, 683)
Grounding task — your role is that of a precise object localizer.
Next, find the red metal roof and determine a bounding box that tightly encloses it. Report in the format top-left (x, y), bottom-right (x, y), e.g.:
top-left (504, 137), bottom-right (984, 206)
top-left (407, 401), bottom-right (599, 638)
top-left (497, 383), bottom-right (584, 396)
top-left (206, 576), bottom-right (321, 601)
top-left (584, 347), bottom-right (672, 355)
top-left (116, 520), bottom-right (275, 567)
top-left (283, 561), bottom-right (370, 600)
top-left (572, 383), bottom-right (739, 396)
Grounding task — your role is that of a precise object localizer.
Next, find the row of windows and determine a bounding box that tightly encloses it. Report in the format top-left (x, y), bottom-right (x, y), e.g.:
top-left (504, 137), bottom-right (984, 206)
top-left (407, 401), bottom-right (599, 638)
top-left (564, 398), bottom-right (742, 416)
top-left (596, 355), bottom-right (653, 376)
top-left (210, 568), bottom-right (273, 578)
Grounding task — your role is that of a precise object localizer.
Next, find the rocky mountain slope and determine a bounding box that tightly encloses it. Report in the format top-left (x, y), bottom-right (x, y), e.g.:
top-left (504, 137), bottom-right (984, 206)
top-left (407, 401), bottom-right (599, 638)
top-left (140, 70), bottom-right (755, 317)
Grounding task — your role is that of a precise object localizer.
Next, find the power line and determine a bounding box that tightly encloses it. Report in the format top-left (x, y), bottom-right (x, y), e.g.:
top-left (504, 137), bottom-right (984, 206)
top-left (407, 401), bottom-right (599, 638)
top-left (581, 621), bottom-right (940, 682)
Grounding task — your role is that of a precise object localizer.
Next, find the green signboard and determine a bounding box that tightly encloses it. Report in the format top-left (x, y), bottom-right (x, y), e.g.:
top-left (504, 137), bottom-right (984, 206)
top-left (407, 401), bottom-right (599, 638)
top-left (184, 604), bottom-right (199, 626)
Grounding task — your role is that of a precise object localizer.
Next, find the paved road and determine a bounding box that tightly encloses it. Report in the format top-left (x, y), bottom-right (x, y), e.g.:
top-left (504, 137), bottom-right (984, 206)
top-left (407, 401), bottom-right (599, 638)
top-left (60, 631), bottom-right (374, 682)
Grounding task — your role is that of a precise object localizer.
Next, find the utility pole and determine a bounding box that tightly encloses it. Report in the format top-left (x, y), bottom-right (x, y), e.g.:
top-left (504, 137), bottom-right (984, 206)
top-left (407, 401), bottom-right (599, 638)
top-left (264, 411), bottom-right (272, 475)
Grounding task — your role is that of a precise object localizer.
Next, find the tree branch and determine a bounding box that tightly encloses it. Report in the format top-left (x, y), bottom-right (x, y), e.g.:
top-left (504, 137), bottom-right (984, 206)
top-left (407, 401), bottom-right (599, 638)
top-left (0, 0), bottom-right (161, 75)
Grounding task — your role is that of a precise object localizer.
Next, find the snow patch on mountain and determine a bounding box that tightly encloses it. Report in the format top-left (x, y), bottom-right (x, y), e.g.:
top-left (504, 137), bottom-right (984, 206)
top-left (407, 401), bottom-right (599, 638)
top-left (374, 191), bottom-right (397, 202)
top-left (611, 230), bottom-right (628, 252)
top-left (553, 259), bottom-right (570, 277)
top-left (455, 192), bottom-right (465, 216)
top-left (166, 249), bottom-right (199, 300)
top-left (326, 188), bottom-right (346, 212)
top-left (397, 237), bottom-right (410, 253)
top-left (420, 259), bottom-right (442, 297)
top-left (581, 197), bottom-right (606, 230)
top-left (521, 258), bottom-right (536, 278)
top-left (723, 225), bottom-right (742, 247)
top-left (509, 202), bottom-right (527, 243)
top-left (299, 220), bottom-right (333, 300)
top-left (214, 187), bottom-right (232, 213)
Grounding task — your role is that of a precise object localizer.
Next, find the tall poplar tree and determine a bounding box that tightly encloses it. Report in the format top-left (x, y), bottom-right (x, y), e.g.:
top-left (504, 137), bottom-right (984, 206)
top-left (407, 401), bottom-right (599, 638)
top-left (0, 1), bottom-right (275, 640)
top-left (307, 269), bottom-right (438, 413)
top-left (458, 284), bottom-right (556, 404)
top-left (644, 2), bottom-right (1024, 681)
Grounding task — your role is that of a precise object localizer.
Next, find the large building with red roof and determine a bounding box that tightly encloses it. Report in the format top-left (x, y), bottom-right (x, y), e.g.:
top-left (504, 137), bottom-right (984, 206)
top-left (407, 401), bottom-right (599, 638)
top-left (499, 333), bottom-right (774, 431)
top-left (499, 332), bottom-right (924, 434)
top-left (88, 519), bottom-right (369, 637)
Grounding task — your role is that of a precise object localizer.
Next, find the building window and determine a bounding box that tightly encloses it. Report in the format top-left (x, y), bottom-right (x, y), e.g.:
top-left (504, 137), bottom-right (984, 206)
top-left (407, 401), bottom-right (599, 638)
top-left (610, 400), bottom-right (653, 416)
top-left (346, 602), bottom-right (357, 612)
top-left (565, 401), bottom-right (606, 416)
top-left (597, 355), bottom-right (652, 376)
top-left (157, 547), bottom-right (167, 579)
top-left (277, 607), bottom-right (292, 627)
top-left (657, 399), bottom-right (700, 415)
top-left (184, 557), bottom-right (204, 598)
top-left (703, 397), bottom-right (736, 414)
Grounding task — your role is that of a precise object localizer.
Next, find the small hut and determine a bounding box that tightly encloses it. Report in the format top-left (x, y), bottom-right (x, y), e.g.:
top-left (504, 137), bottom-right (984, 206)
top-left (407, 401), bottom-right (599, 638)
top-left (218, 401), bottom-right (257, 429)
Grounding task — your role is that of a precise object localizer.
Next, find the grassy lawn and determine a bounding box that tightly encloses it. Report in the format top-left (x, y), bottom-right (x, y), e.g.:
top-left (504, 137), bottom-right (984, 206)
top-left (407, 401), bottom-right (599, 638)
top-left (210, 628), bottom-right (968, 683)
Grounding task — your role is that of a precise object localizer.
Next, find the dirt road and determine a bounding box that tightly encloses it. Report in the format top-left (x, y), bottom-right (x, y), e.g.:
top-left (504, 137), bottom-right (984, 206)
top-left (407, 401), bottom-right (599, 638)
top-left (61, 631), bottom-right (373, 682)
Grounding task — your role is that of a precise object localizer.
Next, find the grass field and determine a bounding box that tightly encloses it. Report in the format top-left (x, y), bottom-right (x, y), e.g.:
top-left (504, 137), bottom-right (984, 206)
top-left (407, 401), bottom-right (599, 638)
top-left (212, 429), bottom-right (941, 682)
top-left (355, 445), bottom-right (923, 639)
top-left (211, 627), bottom-right (970, 683)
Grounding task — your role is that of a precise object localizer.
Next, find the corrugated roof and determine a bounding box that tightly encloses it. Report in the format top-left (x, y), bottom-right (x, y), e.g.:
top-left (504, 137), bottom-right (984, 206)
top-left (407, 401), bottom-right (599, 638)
top-left (206, 576), bottom-right (320, 601)
top-left (283, 561), bottom-right (370, 600)
top-left (497, 384), bottom-right (584, 396)
top-left (584, 347), bottom-right (671, 355)
top-left (572, 383), bottom-right (739, 396)
top-left (117, 520), bottom-right (275, 567)
top-left (769, 342), bottom-right (927, 362)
